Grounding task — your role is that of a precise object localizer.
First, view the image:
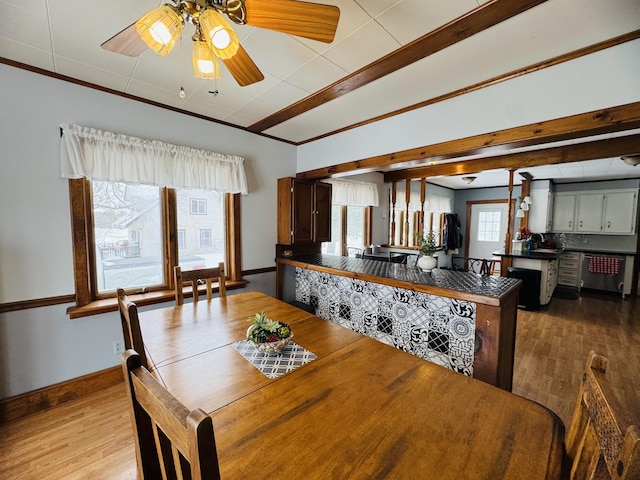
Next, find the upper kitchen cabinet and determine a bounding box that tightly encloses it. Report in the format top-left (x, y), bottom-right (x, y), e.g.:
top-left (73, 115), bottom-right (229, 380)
top-left (278, 177), bottom-right (332, 245)
top-left (550, 193), bottom-right (576, 232)
top-left (603, 190), bottom-right (638, 234)
top-left (528, 181), bottom-right (552, 233)
top-left (550, 189), bottom-right (638, 235)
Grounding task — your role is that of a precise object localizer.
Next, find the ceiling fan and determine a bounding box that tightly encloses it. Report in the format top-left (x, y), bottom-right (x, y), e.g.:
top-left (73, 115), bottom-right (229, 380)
top-left (101, 0), bottom-right (340, 87)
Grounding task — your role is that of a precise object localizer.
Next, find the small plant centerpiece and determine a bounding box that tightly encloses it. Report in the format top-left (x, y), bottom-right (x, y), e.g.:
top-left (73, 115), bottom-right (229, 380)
top-left (415, 230), bottom-right (438, 272)
top-left (246, 311), bottom-right (293, 354)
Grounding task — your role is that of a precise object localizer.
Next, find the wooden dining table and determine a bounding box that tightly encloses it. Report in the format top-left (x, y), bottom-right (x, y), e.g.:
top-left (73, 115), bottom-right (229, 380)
top-left (138, 291), bottom-right (565, 479)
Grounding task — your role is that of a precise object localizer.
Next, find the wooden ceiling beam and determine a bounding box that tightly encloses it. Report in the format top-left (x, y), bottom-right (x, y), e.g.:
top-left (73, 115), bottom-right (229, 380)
top-left (248, 0), bottom-right (547, 133)
top-left (296, 102), bottom-right (640, 181)
top-left (382, 134), bottom-right (640, 182)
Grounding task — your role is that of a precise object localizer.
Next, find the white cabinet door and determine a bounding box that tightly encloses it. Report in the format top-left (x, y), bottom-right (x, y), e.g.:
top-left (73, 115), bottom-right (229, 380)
top-left (528, 188), bottom-right (551, 233)
top-left (551, 194), bottom-right (576, 232)
top-left (576, 193), bottom-right (604, 232)
top-left (603, 190), bottom-right (637, 234)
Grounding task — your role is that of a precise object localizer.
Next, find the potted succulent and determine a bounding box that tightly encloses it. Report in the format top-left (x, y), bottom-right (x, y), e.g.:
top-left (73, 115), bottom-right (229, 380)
top-left (246, 311), bottom-right (293, 354)
top-left (415, 231), bottom-right (438, 272)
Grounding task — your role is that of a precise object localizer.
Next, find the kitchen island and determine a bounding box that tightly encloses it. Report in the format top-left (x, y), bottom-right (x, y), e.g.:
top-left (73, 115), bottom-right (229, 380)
top-left (493, 249), bottom-right (562, 306)
top-left (275, 254), bottom-right (521, 391)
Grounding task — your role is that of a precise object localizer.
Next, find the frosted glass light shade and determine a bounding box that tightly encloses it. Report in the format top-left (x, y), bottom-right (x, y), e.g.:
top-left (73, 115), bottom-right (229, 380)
top-left (516, 208), bottom-right (525, 218)
top-left (192, 39), bottom-right (221, 79)
top-left (136, 5), bottom-right (184, 56)
top-left (199, 9), bottom-right (240, 60)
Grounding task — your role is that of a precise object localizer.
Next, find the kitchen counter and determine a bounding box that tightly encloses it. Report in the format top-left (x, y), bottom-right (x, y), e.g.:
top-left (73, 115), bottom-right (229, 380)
top-left (492, 249), bottom-right (563, 260)
top-left (275, 254), bottom-right (521, 390)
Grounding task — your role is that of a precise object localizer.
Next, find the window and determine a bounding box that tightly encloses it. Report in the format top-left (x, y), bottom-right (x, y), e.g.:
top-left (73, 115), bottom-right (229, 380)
top-left (68, 178), bottom-right (241, 305)
top-left (477, 211), bottom-right (502, 242)
top-left (322, 205), bottom-right (371, 256)
top-left (190, 198), bottom-right (207, 215)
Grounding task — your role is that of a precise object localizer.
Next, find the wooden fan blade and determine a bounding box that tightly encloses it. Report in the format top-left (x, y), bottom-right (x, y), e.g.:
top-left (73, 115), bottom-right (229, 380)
top-left (244, 0), bottom-right (340, 43)
top-left (101, 22), bottom-right (148, 57)
top-left (222, 45), bottom-right (265, 86)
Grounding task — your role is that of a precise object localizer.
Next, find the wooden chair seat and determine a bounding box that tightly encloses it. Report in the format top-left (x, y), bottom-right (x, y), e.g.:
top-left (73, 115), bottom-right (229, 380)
top-left (122, 350), bottom-right (221, 480)
top-left (174, 262), bottom-right (226, 305)
top-left (564, 351), bottom-right (639, 479)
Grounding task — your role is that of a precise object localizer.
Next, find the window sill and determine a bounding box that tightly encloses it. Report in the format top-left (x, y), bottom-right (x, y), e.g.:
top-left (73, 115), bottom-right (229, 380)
top-left (67, 280), bottom-right (248, 319)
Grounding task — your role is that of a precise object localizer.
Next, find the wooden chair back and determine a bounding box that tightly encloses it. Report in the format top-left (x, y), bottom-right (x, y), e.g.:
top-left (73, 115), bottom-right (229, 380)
top-left (122, 350), bottom-right (221, 480)
top-left (174, 263), bottom-right (226, 305)
top-left (564, 351), bottom-right (639, 479)
top-left (117, 288), bottom-right (149, 370)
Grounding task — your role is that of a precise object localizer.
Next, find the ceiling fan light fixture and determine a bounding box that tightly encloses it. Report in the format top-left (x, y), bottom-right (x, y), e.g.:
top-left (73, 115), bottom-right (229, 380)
top-left (135, 4), bottom-right (184, 56)
top-left (199, 8), bottom-right (240, 60)
top-left (621, 155), bottom-right (640, 166)
top-left (192, 34), bottom-right (221, 79)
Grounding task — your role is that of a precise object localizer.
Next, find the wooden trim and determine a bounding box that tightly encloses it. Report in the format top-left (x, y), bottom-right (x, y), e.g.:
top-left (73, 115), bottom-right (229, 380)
top-left (0, 294), bottom-right (76, 314)
top-left (165, 188), bottom-right (178, 289)
top-left (68, 179), bottom-right (90, 306)
top-left (297, 30), bottom-right (640, 145)
top-left (242, 266), bottom-right (276, 276)
top-left (383, 133), bottom-right (640, 183)
top-left (248, 0), bottom-right (547, 133)
top-left (0, 366), bottom-right (123, 423)
top-left (298, 102), bottom-right (640, 181)
top-left (0, 57), bottom-right (295, 146)
top-left (227, 193), bottom-right (242, 281)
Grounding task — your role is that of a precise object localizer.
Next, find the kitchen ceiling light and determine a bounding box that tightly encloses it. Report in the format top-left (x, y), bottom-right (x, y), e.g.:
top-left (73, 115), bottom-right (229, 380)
top-left (515, 208), bottom-right (525, 218)
top-left (523, 196), bottom-right (532, 204)
top-left (462, 176), bottom-right (476, 184)
top-left (621, 155), bottom-right (640, 166)
top-left (520, 202), bottom-right (529, 211)
top-left (135, 5), bottom-right (184, 56)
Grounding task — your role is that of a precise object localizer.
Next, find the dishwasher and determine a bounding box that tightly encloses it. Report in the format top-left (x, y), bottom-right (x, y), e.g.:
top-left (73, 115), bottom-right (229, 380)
top-left (580, 254), bottom-right (626, 296)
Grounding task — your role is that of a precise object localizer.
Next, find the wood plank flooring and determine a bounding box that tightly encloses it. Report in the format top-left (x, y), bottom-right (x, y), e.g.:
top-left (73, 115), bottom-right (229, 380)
top-left (1, 290), bottom-right (638, 479)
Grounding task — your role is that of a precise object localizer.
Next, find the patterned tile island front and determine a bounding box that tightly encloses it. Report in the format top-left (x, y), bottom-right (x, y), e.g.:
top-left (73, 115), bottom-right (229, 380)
top-left (276, 254), bottom-right (522, 391)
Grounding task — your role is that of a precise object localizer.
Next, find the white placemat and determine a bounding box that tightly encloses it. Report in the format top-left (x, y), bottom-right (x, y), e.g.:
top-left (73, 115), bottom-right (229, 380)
top-left (232, 340), bottom-right (317, 379)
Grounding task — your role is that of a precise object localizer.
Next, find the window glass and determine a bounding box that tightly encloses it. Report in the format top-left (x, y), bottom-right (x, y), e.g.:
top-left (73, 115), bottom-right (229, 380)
top-left (92, 181), bottom-right (163, 293)
top-left (346, 206), bottom-right (364, 249)
top-left (322, 204), bottom-right (343, 255)
top-left (177, 188), bottom-right (225, 269)
top-left (477, 211), bottom-right (501, 242)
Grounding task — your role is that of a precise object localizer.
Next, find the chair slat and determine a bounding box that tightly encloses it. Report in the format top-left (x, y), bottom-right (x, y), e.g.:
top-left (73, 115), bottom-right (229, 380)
top-left (174, 263), bottom-right (226, 305)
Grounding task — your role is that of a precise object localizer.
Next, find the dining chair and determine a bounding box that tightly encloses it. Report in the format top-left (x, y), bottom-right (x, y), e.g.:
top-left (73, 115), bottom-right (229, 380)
top-left (122, 349), bottom-right (221, 480)
top-left (564, 350), bottom-right (639, 479)
top-left (117, 288), bottom-right (150, 371)
top-left (174, 262), bottom-right (226, 305)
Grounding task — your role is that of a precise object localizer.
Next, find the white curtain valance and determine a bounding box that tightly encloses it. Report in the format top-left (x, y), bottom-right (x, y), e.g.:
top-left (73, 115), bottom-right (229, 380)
top-left (60, 124), bottom-right (248, 194)
top-left (325, 179), bottom-right (379, 206)
top-left (395, 188), bottom-right (451, 213)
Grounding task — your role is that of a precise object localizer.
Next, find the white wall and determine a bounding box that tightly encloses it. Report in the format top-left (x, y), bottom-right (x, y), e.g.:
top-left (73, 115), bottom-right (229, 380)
top-left (0, 63), bottom-right (296, 398)
top-left (297, 41), bottom-right (640, 171)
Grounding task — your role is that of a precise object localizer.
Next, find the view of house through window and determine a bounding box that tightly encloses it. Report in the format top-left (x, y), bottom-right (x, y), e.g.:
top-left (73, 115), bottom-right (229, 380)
top-left (176, 188), bottom-right (225, 269)
top-left (91, 182), bottom-right (226, 294)
top-left (92, 181), bottom-right (163, 293)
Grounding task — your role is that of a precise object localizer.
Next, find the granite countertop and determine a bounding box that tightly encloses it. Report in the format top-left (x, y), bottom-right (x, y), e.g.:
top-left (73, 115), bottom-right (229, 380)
top-left (278, 254), bottom-right (521, 300)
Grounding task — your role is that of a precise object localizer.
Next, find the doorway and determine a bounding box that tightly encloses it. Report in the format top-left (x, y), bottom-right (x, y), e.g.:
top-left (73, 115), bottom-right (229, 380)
top-left (466, 200), bottom-right (513, 260)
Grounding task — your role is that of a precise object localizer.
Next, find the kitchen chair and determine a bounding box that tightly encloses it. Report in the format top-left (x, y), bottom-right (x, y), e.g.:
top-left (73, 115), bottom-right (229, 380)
top-left (117, 288), bottom-right (150, 371)
top-left (174, 262), bottom-right (226, 305)
top-left (122, 349), bottom-right (221, 480)
top-left (564, 351), bottom-right (639, 479)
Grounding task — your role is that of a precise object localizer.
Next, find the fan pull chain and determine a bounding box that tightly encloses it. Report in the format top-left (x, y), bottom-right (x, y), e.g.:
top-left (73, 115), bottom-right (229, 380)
top-left (179, 35), bottom-right (186, 99)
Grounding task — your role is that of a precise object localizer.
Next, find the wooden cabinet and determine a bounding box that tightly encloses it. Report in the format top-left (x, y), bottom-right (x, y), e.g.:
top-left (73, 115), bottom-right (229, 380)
top-left (550, 193), bottom-right (576, 232)
top-left (551, 189), bottom-right (638, 235)
top-left (277, 177), bottom-right (332, 245)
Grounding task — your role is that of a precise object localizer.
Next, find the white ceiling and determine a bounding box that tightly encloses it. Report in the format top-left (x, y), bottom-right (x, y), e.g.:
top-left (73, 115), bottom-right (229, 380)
top-left (1, 0), bottom-right (639, 188)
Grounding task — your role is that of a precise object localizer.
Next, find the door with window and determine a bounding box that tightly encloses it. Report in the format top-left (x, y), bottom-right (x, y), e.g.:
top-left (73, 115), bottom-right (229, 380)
top-left (467, 202), bottom-right (509, 261)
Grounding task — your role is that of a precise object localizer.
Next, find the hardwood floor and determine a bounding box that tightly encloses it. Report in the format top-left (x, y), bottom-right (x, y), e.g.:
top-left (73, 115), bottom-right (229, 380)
top-left (1, 290), bottom-right (638, 479)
